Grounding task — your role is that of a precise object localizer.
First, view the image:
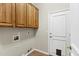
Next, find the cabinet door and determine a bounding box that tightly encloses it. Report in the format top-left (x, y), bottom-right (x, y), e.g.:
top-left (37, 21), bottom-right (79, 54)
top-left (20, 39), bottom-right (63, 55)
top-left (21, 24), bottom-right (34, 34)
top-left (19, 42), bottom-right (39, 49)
top-left (0, 3), bottom-right (13, 27)
top-left (32, 6), bottom-right (39, 29)
top-left (27, 4), bottom-right (34, 28)
top-left (27, 4), bottom-right (39, 28)
top-left (32, 5), bottom-right (36, 28)
top-left (15, 3), bottom-right (27, 28)
top-left (34, 8), bottom-right (39, 28)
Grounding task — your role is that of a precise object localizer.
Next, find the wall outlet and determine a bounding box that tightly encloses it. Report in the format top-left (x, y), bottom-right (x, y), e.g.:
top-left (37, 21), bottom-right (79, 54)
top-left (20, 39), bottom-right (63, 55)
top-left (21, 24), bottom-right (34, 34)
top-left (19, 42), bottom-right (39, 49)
top-left (13, 32), bottom-right (20, 41)
top-left (14, 35), bottom-right (19, 40)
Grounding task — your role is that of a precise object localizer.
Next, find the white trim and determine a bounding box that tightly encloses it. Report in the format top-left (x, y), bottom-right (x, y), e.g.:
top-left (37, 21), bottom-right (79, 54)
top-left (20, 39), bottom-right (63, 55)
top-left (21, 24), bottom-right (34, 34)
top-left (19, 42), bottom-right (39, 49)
top-left (48, 13), bottom-right (51, 55)
top-left (49, 9), bottom-right (70, 14)
top-left (71, 43), bottom-right (79, 56)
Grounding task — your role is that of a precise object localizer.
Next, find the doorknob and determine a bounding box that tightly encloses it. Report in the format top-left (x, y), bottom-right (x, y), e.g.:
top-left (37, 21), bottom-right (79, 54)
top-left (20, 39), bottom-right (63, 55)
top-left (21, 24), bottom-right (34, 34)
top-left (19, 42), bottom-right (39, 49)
top-left (49, 33), bottom-right (52, 35)
top-left (49, 36), bottom-right (52, 38)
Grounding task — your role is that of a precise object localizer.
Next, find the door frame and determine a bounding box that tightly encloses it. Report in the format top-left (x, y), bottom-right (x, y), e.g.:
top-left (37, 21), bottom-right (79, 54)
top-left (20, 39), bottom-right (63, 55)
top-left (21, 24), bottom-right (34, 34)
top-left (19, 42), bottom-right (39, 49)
top-left (48, 9), bottom-right (71, 56)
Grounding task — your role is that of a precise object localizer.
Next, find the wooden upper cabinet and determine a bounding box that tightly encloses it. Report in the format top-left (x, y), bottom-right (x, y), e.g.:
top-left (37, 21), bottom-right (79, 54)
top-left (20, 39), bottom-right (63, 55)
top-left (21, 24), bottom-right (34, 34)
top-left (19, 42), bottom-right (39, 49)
top-left (0, 3), bottom-right (14, 27)
top-left (15, 3), bottom-right (27, 28)
top-left (0, 3), bottom-right (39, 28)
top-left (27, 3), bottom-right (39, 28)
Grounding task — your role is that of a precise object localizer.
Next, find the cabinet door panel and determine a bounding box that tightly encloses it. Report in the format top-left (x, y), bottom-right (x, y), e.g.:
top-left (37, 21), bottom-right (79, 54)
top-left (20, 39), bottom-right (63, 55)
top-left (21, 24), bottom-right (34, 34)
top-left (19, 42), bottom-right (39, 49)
top-left (2, 4), bottom-right (6, 23)
top-left (5, 4), bottom-right (12, 24)
top-left (32, 6), bottom-right (35, 27)
top-left (35, 8), bottom-right (39, 28)
top-left (15, 3), bottom-right (27, 27)
top-left (27, 4), bottom-right (39, 28)
top-left (0, 4), bottom-right (6, 23)
top-left (27, 4), bottom-right (34, 27)
top-left (33, 7), bottom-right (39, 28)
top-left (0, 4), bottom-right (3, 23)
top-left (0, 3), bottom-right (13, 26)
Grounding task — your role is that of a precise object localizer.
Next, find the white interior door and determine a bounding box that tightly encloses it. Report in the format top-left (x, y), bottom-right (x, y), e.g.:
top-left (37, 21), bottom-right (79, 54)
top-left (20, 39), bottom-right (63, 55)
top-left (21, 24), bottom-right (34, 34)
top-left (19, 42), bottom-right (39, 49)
top-left (48, 10), bottom-right (71, 56)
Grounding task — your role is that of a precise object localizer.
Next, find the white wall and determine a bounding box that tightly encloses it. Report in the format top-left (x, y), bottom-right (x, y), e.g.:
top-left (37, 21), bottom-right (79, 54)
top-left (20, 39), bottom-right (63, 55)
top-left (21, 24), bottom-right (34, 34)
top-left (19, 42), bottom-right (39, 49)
top-left (70, 3), bottom-right (79, 55)
top-left (0, 28), bottom-right (36, 56)
top-left (34, 3), bottom-right (70, 52)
